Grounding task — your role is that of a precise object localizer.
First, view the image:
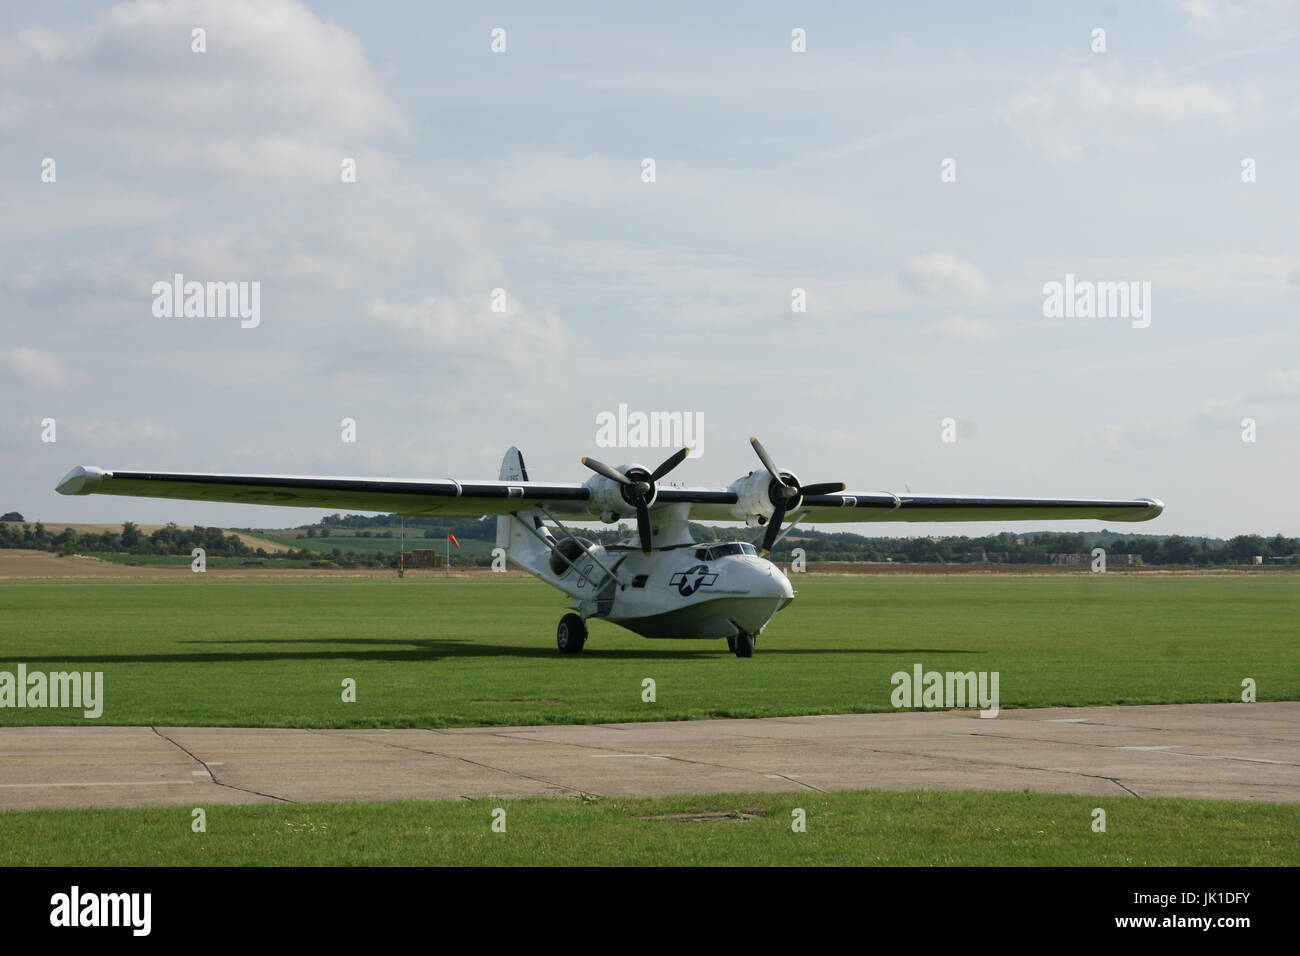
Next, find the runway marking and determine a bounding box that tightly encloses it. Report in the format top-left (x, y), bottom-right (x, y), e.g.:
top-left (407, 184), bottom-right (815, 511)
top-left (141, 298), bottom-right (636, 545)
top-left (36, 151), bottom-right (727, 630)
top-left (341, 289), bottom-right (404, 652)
top-left (0, 780), bottom-right (195, 789)
top-left (1118, 745), bottom-right (1177, 750)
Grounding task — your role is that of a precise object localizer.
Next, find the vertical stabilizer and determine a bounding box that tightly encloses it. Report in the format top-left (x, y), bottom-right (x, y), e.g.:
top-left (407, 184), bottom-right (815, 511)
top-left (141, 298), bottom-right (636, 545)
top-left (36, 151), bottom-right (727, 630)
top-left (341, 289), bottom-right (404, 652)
top-left (494, 448), bottom-right (551, 571)
top-left (498, 446), bottom-right (529, 483)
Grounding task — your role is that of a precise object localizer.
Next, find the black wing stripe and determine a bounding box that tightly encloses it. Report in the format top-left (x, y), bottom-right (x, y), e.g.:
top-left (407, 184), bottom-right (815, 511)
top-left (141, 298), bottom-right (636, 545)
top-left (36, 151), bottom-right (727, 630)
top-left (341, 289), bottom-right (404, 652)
top-left (110, 472), bottom-right (589, 501)
top-left (801, 494), bottom-right (1156, 510)
top-left (657, 489), bottom-right (738, 505)
top-left (801, 494), bottom-right (899, 509)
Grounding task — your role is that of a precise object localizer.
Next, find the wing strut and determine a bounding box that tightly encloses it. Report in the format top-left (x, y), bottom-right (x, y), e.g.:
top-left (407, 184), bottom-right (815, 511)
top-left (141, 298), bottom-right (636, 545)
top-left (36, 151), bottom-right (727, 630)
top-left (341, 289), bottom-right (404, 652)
top-left (538, 506), bottom-right (624, 589)
top-left (511, 515), bottom-right (606, 591)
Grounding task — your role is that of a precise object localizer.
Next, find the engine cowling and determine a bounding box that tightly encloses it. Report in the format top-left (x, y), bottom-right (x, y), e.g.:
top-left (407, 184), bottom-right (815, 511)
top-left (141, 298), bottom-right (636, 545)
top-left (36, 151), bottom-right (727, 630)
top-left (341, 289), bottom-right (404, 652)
top-left (728, 469), bottom-right (800, 524)
top-left (584, 465), bottom-right (658, 522)
top-left (549, 536), bottom-right (596, 576)
top-left (734, 437), bottom-right (848, 554)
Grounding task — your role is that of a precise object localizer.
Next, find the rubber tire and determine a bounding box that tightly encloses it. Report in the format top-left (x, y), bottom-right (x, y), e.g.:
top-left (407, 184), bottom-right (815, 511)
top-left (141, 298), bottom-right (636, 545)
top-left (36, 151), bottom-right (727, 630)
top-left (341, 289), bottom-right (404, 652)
top-left (733, 633), bottom-right (755, 658)
top-left (725, 635), bottom-right (737, 654)
top-left (557, 613), bottom-right (587, 654)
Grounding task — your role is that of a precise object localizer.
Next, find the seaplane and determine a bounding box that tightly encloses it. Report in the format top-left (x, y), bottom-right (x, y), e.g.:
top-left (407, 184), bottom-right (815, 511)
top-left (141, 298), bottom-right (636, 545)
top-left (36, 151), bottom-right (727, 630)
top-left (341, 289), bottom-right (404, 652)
top-left (55, 438), bottom-right (1163, 657)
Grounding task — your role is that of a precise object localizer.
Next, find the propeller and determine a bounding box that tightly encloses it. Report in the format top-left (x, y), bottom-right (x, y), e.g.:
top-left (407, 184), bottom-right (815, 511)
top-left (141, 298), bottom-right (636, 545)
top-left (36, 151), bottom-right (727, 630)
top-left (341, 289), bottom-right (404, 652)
top-left (581, 446), bottom-right (691, 554)
top-left (748, 436), bottom-right (845, 555)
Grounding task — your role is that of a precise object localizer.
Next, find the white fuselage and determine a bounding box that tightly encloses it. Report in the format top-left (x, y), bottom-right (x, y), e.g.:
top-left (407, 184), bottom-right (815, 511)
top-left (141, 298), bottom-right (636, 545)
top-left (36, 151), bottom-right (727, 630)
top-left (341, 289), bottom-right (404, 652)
top-left (495, 454), bottom-right (796, 640)
top-left (500, 512), bottom-right (796, 639)
top-left (567, 543), bottom-right (795, 639)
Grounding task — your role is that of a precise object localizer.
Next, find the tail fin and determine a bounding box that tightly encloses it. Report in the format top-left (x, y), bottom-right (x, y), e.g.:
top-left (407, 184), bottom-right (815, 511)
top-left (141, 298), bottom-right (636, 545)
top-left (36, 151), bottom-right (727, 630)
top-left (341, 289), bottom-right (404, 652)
top-left (498, 446), bottom-right (529, 483)
top-left (495, 447), bottom-right (551, 569)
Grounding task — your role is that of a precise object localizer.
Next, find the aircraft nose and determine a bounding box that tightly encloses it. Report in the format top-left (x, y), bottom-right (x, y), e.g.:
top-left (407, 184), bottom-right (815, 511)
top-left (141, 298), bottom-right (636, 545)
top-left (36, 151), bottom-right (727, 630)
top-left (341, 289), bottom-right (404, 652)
top-left (745, 556), bottom-right (794, 599)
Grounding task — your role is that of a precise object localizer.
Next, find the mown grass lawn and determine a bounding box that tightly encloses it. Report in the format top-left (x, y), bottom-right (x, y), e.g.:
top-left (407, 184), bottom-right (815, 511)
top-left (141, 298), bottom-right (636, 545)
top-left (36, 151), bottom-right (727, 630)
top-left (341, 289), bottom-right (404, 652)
top-left (1, 789), bottom-right (1294, 866)
top-left (0, 576), bottom-right (1294, 728)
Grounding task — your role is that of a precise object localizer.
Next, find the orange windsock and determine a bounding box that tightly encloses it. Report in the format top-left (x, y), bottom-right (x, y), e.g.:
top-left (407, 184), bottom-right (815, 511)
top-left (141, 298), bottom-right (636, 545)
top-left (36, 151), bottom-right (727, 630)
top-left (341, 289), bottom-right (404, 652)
top-left (448, 534), bottom-right (461, 548)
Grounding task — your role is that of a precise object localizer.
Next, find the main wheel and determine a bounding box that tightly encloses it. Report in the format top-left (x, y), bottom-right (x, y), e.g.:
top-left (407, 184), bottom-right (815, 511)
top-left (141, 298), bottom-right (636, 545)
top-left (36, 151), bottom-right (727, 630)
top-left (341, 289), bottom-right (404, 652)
top-left (733, 632), bottom-right (755, 658)
top-left (556, 613), bottom-right (587, 654)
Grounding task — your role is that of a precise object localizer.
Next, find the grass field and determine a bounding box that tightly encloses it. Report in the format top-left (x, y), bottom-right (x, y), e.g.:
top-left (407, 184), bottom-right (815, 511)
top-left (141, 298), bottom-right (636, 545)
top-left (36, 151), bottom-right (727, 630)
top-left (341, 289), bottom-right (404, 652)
top-left (0, 789), bottom-right (1294, 866)
top-left (0, 576), bottom-right (1294, 728)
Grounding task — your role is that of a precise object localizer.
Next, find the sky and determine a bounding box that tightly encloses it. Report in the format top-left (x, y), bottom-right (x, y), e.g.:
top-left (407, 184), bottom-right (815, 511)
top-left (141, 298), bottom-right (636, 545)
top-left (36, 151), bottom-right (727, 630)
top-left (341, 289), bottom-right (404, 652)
top-left (2, 0), bottom-right (1297, 538)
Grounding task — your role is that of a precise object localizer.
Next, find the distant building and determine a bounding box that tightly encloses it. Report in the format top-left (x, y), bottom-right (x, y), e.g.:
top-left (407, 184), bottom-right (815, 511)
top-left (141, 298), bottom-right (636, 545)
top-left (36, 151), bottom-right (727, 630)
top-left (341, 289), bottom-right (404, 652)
top-left (400, 549), bottom-right (441, 567)
top-left (1048, 553), bottom-right (1143, 566)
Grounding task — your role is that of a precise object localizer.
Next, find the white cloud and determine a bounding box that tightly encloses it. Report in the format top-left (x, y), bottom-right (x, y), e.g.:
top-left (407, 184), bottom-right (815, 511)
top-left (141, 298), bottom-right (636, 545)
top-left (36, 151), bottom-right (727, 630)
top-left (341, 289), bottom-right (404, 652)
top-left (1006, 70), bottom-right (1260, 160)
top-left (15, 27), bottom-right (76, 63)
top-left (364, 295), bottom-right (570, 373)
top-left (1, 348), bottom-right (74, 388)
top-left (0, 0), bottom-right (401, 180)
top-left (899, 254), bottom-right (991, 300)
top-left (1172, 0), bottom-right (1247, 34)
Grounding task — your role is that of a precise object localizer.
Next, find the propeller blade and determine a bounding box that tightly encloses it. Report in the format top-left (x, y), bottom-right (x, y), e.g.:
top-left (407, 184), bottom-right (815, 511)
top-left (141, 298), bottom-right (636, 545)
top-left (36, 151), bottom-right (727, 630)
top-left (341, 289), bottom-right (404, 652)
top-left (746, 437), bottom-right (845, 552)
top-left (748, 436), bottom-right (787, 486)
top-left (650, 446), bottom-right (691, 482)
top-left (634, 499), bottom-right (652, 554)
top-left (761, 499), bottom-right (788, 555)
top-left (581, 456), bottom-right (632, 486)
top-left (801, 482), bottom-right (847, 496)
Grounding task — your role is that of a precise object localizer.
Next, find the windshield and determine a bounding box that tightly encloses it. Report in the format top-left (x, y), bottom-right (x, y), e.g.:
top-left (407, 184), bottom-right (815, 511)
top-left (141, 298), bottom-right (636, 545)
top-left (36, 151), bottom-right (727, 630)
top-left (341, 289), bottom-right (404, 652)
top-left (694, 542), bottom-right (758, 560)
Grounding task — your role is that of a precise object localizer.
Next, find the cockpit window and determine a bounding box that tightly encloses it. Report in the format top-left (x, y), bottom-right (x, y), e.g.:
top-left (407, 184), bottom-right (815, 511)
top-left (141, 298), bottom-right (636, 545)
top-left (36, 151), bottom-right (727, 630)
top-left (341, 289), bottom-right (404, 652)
top-left (694, 542), bottom-right (758, 560)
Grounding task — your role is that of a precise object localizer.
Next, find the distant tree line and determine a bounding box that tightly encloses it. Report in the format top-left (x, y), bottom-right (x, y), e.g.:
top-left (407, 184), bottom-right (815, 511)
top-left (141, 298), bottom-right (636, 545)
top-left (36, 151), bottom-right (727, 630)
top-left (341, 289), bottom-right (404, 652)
top-left (0, 521), bottom-right (256, 557)
top-left (309, 513), bottom-right (492, 537)
top-left (272, 515), bottom-right (1300, 565)
top-left (0, 520), bottom-right (402, 569)
top-left (586, 524), bottom-right (1299, 565)
top-left (761, 530), bottom-right (1300, 565)
top-left (7, 512), bottom-right (1298, 567)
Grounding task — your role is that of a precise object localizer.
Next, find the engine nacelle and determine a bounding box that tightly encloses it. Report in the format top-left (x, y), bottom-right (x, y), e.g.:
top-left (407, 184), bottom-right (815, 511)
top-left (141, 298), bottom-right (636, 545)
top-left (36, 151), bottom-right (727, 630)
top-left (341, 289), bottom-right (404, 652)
top-left (584, 465), bottom-right (658, 522)
top-left (728, 469), bottom-right (802, 524)
top-left (549, 536), bottom-right (596, 576)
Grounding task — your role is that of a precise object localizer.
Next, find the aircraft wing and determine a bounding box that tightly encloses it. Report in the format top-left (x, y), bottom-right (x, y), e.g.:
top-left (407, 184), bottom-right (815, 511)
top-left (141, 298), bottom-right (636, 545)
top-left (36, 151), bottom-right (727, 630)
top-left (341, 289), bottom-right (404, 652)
top-left (790, 492), bottom-right (1163, 524)
top-left (55, 466), bottom-right (1163, 526)
top-left (664, 489), bottom-right (1163, 524)
top-left (54, 465), bottom-right (594, 518)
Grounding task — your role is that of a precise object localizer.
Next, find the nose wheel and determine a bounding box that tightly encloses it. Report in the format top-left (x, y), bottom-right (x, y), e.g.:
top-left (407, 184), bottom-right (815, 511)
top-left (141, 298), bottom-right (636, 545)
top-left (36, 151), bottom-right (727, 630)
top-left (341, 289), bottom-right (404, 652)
top-left (557, 613), bottom-right (588, 654)
top-left (727, 633), bottom-right (755, 658)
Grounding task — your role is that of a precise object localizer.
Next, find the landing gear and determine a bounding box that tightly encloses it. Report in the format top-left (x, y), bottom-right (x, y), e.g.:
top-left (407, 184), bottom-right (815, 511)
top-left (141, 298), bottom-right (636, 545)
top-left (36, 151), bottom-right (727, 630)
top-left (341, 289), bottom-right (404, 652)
top-left (557, 613), bottom-right (587, 654)
top-left (732, 632), bottom-right (755, 658)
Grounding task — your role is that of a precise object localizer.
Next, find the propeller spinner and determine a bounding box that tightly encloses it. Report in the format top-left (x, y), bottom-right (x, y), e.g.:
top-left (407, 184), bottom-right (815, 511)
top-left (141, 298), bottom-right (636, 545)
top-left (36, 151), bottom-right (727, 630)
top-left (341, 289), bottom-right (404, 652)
top-left (748, 436), bottom-right (845, 554)
top-left (581, 446), bottom-right (691, 554)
